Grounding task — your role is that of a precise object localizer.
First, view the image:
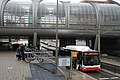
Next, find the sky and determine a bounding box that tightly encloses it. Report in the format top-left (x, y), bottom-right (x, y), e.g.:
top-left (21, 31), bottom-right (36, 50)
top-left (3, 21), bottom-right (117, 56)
top-left (113, 0), bottom-right (120, 3)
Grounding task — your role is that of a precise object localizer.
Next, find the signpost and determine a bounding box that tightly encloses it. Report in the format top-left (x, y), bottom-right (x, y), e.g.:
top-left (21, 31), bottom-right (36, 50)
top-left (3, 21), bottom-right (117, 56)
top-left (55, 0), bottom-right (59, 74)
top-left (58, 57), bottom-right (72, 80)
top-left (58, 57), bottom-right (70, 66)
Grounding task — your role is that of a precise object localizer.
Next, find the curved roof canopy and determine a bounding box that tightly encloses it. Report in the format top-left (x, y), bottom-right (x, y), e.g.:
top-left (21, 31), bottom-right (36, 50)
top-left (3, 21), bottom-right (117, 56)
top-left (2, 0), bottom-right (120, 30)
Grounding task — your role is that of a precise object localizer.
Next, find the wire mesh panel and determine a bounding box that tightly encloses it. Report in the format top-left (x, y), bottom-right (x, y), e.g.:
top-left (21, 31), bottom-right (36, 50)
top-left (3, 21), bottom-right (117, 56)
top-left (38, 3), bottom-right (65, 28)
top-left (4, 1), bottom-right (32, 27)
top-left (99, 4), bottom-right (120, 35)
top-left (3, 0), bottom-right (120, 33)
top-left (70, 3), bottom-right (96, 29)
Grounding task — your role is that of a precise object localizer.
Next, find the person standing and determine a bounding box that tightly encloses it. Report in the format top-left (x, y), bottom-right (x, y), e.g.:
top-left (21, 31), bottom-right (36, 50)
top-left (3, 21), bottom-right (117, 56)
top-left (20, 44), bottom-right (25, 60)
top-left (16, 46), bottom-right (22, 60)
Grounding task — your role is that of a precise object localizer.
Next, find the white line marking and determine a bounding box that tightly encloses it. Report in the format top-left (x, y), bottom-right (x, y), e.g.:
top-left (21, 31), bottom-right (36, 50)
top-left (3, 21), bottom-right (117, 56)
top-left (110, 77), bottom-right (119, 79)
top-left (99, 77), bottom-right (119, 80)
top-left (58, 67), bottom-right (65, 75)
top-left (99, 77), bottom-right (109, 80)
top-left (8, 67), bottom-right (13, 69)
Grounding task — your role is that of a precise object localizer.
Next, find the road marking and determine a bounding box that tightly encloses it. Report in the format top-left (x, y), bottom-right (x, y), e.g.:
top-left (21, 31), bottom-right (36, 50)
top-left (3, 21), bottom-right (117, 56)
top-left (58, 67), bottom-right (65, 75)
top-left (110, 77), bottom-right (119, 79)
top-left (99, 78), bottom-right (109, 80)
top-left (99, 77), bottom-right (119, 80)
top-left (8, 67), bottom-right (13, 69)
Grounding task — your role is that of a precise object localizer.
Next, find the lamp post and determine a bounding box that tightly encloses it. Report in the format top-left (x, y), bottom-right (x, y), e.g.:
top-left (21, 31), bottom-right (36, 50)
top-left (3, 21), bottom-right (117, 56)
top-left (55, 0), bottom-right (59, 74)
top-left (98, 11), bottom-right (101, 52)
top-left (60, 1), bottom-right (71, 79)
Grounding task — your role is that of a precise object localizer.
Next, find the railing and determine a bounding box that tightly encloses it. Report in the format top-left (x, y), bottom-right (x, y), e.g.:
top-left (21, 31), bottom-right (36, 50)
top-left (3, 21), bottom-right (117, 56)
top-left (24, 50), bottom-right (55, 63)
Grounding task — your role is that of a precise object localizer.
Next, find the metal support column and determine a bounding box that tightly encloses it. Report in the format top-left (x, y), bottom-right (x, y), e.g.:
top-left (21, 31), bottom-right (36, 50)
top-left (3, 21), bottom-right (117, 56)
top-left (60, 1), bottom-right (70, 28)
top-left (89, 3), bottom-right (101, 53)
top-left (32, 0), bottom-right (42, 47)
top-left (33, 32), bottom-right (37, 48)
top-left (59, 3), bottom-right (71, 76)
top-left (55, 0), bottom-right (59, 74)
top-left (32, 0), bottom-right (42, 28)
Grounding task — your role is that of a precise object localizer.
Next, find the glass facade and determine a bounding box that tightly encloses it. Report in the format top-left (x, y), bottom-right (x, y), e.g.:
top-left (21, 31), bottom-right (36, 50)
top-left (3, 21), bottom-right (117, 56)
top-left (3, 0), bottom-right (120, 30)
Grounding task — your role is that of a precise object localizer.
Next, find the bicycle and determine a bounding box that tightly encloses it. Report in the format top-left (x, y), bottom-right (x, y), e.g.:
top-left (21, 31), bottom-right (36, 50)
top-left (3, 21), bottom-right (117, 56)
top-left (24, 52), bottom-right (44, 63)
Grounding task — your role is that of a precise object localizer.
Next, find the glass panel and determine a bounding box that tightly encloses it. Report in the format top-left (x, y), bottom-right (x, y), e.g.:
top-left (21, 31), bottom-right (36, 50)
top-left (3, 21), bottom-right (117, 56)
top-left (4, 1), bottom-right (120, 29)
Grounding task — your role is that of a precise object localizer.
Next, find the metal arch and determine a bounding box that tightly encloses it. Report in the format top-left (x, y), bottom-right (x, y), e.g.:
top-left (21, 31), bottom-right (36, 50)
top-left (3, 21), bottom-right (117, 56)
top-left (89, 3), bottom-right (101, 51)
top-left (32, 0), bottom-right (43, 28)
top-left (112, 0), bottom-right (120, 27)
top-left (60, 1), bottom-right (70, 28)
top-left (0, 0), bottom-right (10, 26)
top-left (112, 0), bottom-right (120, 6)
top-left (89, 3), bottom-right (100, 29)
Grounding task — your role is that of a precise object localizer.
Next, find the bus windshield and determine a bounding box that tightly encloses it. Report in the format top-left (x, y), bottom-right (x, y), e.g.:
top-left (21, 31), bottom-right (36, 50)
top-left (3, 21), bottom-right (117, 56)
top-left (83, 54), bottom-right (100, 65)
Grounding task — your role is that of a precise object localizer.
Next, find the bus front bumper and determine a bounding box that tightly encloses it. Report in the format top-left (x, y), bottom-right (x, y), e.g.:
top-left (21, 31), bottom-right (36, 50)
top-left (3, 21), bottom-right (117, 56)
top-left (82, 67), bottom-right (101, 71)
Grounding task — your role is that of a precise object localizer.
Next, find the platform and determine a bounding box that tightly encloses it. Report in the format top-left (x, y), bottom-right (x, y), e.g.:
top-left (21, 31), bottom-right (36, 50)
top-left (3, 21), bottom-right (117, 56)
top-left (0, 51), bottom-right (120, 80)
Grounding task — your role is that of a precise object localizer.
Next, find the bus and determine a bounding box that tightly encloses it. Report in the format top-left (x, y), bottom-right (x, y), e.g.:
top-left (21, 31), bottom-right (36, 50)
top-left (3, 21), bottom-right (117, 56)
top-left (59, 46), bottom-right (101, 71)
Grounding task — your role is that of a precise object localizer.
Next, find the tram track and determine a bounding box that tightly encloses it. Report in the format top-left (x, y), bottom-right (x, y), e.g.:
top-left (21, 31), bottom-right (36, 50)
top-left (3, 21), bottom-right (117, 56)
top-left (101, 62), bottom-right (120, 74)
top-left (41, 42), bottom-right (120, 80)
top-left (85, 70), bottom-right (120, 80)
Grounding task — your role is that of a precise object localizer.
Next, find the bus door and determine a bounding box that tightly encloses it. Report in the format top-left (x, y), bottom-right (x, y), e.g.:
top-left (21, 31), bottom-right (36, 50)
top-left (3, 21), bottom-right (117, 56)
top-left (71, 51), bottom-right (78, 69)
top-left (77, 52), bottom-right (83, 65)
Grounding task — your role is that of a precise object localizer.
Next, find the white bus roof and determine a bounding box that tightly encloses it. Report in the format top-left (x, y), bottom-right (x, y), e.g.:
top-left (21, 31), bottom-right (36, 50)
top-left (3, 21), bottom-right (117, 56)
top-left (65, 46), bottom-right (93, 52)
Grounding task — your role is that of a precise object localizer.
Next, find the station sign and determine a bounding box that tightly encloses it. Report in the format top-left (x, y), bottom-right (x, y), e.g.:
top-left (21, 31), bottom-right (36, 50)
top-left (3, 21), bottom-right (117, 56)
top-left (58, 57), bottom-right (70, 66)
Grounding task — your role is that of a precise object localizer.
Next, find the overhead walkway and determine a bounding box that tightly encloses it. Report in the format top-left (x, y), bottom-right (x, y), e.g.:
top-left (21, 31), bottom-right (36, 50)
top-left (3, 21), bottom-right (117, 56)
top-left (0, 1), bottom-right (120, 38)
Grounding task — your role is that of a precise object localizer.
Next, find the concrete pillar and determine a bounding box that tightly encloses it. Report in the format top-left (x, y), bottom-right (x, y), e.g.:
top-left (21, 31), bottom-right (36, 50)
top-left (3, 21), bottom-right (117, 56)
top-left (28, 37), bottom-right (33, 47)
top-left (33, 32), bottom-right (37, 47)
top-left (37, 38), bottom-right (40, 50)
top-left (60, 1), bottom-right (70, 28)
top-left (86, 38), bottom-right (89, 46)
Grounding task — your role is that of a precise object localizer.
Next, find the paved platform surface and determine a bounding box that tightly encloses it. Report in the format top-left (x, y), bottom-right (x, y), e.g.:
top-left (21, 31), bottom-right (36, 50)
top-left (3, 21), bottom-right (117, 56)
top-left (0, 51), bottom-right (96, 80)
top-left (0, 51), bottom-right (120, 80)
top-left (0, 51), bottom-right (32, 80)
top-left (0, 51), bottom-right (65, 80)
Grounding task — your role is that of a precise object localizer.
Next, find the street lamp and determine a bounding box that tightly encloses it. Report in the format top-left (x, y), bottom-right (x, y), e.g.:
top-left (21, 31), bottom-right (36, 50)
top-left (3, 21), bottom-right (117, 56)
top-left (60, 1), bottom-right (71, 79)
top-left (55, 0), bottom-right (59, 74)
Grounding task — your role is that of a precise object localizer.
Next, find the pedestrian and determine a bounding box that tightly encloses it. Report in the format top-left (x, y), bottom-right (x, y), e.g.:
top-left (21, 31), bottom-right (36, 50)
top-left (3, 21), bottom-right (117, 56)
top-left (16, 46), bottom-right (22, 60)
top-left (20, 44), bottom-right (25, 60)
